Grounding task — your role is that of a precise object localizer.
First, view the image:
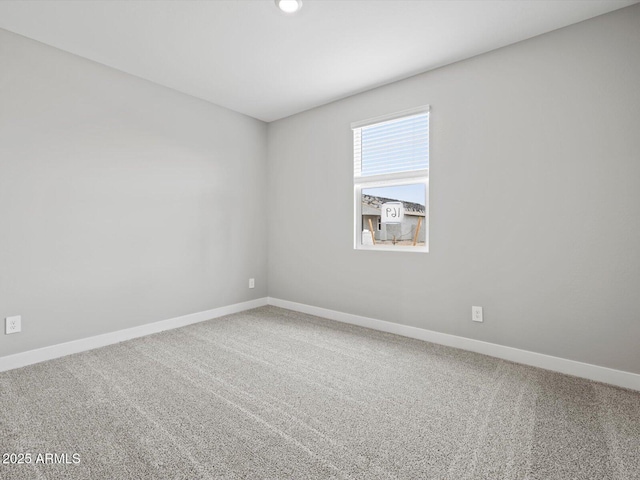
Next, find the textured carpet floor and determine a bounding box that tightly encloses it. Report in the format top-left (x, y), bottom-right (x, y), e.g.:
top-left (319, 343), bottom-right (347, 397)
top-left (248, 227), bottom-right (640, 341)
top-left (0, 306), bottom-right (639, 479)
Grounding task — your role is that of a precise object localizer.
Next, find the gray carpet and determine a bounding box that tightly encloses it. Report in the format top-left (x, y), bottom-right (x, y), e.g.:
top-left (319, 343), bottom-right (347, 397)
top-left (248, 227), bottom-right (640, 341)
top-left (0, 306), bottom-right (638, 479)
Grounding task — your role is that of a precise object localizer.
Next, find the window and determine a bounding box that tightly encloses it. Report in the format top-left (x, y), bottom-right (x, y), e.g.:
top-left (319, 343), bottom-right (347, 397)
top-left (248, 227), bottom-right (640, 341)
top-left (353, 106), bottom-right (429, 252)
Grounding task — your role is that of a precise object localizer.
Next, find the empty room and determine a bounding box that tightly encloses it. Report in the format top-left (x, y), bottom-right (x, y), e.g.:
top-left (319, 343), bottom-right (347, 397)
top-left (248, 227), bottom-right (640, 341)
top-left (1, 1), bottom-right (639, 478)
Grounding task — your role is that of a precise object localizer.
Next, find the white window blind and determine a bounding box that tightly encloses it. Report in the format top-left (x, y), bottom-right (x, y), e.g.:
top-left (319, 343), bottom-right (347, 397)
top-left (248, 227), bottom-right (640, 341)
top-left (354, 111), bottom-right (429, 178)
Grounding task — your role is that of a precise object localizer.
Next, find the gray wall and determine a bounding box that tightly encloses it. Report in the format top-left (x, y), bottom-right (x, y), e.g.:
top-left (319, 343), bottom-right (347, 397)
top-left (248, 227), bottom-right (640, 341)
top-left (267, 5), bottom-right (640, 374)
top-left (0, 29), bottom-right (268, 357)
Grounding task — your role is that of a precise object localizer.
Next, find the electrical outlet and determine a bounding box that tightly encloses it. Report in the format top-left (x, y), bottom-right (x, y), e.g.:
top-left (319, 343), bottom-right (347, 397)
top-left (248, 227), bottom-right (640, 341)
top-left (5, 315), bottom-right (22, 334)
top-left (472, 306), bottom-right (483, 323)
top-left (249, 278), bottom-right (255, 289)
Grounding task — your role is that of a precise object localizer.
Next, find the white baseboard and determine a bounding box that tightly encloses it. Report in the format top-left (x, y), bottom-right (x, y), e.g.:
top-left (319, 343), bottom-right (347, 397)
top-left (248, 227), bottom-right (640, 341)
top-left (0, 297), bottom-right (268, 373)
top-left (268, 297), bottom-right (640, 392)
top-left (4, 296), bottom-right (637, 391)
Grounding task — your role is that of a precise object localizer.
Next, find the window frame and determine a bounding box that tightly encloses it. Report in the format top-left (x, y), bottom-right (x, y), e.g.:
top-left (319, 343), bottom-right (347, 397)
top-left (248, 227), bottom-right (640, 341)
top-left (352, 105), bottom-right (430, 253)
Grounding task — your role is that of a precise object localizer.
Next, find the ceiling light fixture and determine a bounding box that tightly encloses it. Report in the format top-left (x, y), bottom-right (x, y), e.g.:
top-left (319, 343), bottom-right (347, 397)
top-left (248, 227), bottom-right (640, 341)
top-left (275, 0), bottom-right (302, 14)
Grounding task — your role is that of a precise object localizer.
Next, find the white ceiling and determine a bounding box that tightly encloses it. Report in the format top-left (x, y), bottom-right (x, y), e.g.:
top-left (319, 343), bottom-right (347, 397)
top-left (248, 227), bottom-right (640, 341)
top-left (0, 0), bottom-right (636, 122)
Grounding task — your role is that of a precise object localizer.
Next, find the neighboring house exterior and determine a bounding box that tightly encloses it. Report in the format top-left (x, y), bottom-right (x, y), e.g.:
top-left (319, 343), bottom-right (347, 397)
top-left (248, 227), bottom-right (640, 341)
top-left (361, 194), bottom-right (426, 244)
